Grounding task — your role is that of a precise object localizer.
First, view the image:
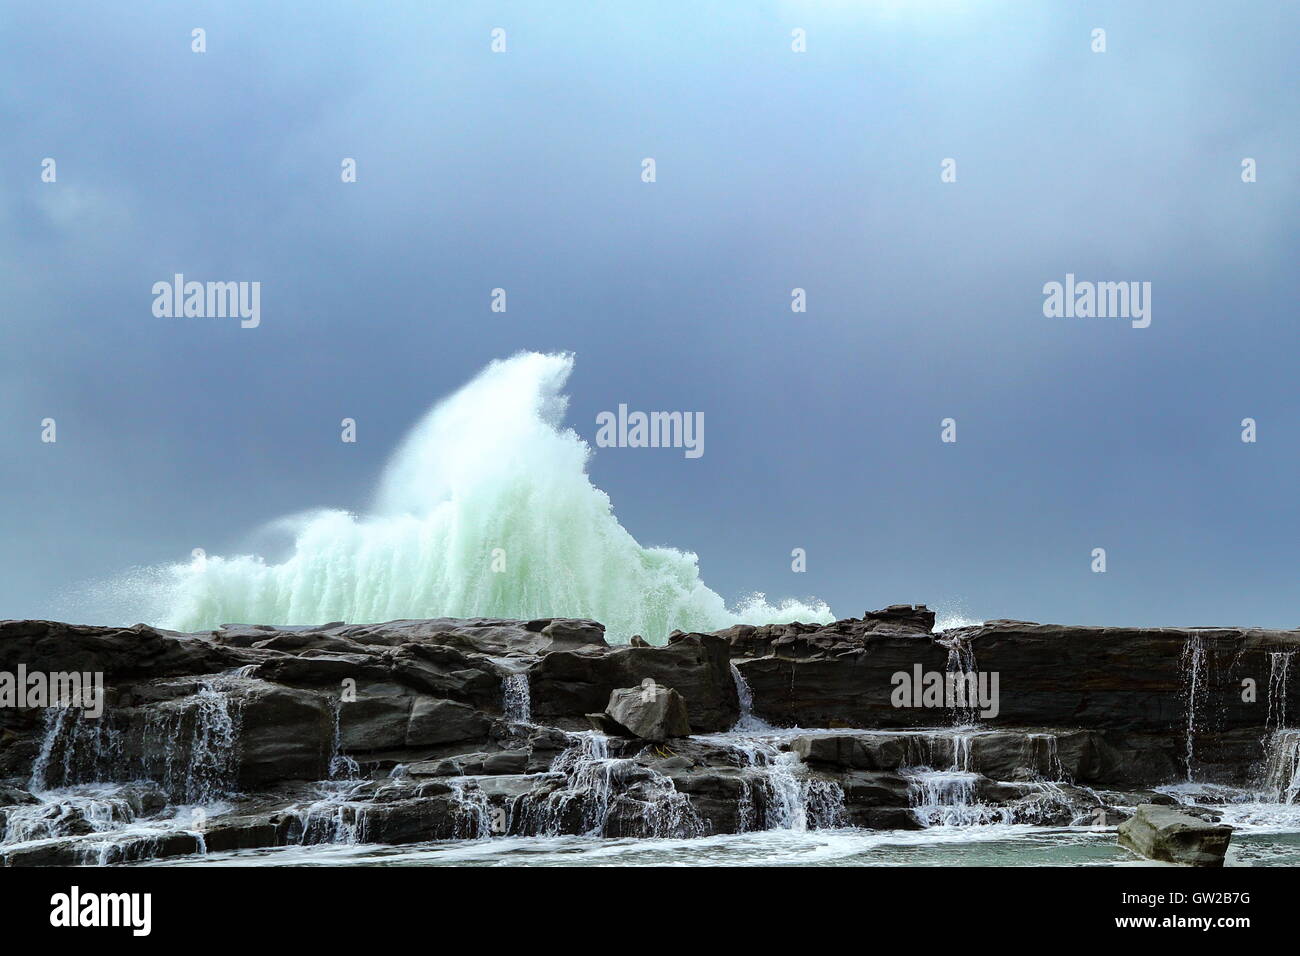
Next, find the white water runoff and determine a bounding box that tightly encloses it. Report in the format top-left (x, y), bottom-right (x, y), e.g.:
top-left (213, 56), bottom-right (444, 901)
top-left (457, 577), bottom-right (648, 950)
top-left (134, 352), bottom-right (832, 643)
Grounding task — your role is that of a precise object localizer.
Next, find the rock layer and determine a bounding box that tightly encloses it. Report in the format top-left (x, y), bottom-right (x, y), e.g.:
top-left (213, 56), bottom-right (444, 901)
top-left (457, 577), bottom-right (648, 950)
top-left (1, 607), bottom-right (1297, 865)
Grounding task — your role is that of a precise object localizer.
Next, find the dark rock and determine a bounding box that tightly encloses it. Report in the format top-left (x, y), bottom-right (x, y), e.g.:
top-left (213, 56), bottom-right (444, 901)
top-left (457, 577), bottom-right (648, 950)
top-left (351, 796), bottom-right (460, 843)
top-left (202, 812), bottom-right (293, 853)
top-left (729, 619), bottom-right (1300, 753)
top-left (406, 698), bottom-right (492, 747)
top-left (0, 785), bottom-right (38, 807)
top-left (585, 712), bottom-right (625, 735)
top-left (531, 632), bottom-right (738, 732)
top-left (853, 807), bottom-right (926, 830)
top-left (0, 620), bottom-right (246, 680)
top-left (838, 770), bottom-right (913, 807)
top-left (1, 831), bottom-right (204, 866)
top-left (337, 695), bottom-right (413, 752)
top-left (719, 605), bottom-right (935, 661)
top-left (406, 754), bottom-right (490, 777)
top-left (234, 683), bottom-right (335, 787)
top-left (1, 609), bottom-right (1296, 861)
top-left (481, 750), bottom-right (529, 775)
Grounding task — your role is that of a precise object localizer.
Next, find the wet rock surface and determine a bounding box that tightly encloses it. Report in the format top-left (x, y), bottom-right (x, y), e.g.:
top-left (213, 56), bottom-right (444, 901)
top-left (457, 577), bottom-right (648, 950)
top-left (1, 607), bottom-right (1297, 864)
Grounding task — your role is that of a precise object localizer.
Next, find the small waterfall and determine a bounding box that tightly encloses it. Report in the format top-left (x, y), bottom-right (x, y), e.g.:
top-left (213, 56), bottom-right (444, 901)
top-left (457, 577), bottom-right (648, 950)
top-left (908, 771), bottom-right (1011, 827)
top-left (446, 780), bottom-right (495, 839)
top-left (518, 732), bottom-right (704, 838)
top-left (501, 673), bottom-right (531, 724)
top-left (0, 780), bottom-right (225, 866)
top-left (1028, 733), bottom-right (1066, 781)
top-left (1, 788), bottom-right (137, 847)
top-left (725, 738), bottom-right (845, 832)
top-left (942, 638), bottom-right (980, 726)
top-left (1181, 635), bottom-right (1206, 781)
top-left (1261, 729), bottom-right (1300, 804)
top-left (1268, 651), bottom-right (1294, 730)
top-left (288, 780), bottom-right (371, 845)
top-left (803, 777), bottom-right (848, 828)
top-left (29, 678), bottom-right (241, 803)
top-left (328, 699), bottom-right (361, 781)
top-left (903, 729), bottom-right (1010, 827)
top-left (287, 700), bottom-right (367, 843)
top-left (952, 731), bottom-right (972, 771)
top-left (729, 662), bottom-right (769, 732)
top-left (895, 728), bottom-right (977, 772)
top-left (29, 706), bottom-right (127, 794)
top-left (29, 706), bottom-right (80, 792)
top-left (180, 682), bottom-right (240, 803)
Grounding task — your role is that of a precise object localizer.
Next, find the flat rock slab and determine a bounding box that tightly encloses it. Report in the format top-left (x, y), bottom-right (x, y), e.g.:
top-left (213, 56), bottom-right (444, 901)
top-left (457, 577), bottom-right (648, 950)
top-left (1117, 804), bottom-right (1233, 867)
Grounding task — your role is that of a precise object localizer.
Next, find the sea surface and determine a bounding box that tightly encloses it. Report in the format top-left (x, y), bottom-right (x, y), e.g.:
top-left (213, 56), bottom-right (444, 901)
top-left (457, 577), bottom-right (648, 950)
top-left (141, 822), bottom-right (1300, 867)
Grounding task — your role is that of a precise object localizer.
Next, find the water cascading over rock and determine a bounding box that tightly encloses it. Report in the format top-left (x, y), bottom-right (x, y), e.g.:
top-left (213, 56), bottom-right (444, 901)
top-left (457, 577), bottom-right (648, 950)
top-left (29, 679), bottom-right (241, 804)
top-left (5, 610), bottom-right (1300, 866)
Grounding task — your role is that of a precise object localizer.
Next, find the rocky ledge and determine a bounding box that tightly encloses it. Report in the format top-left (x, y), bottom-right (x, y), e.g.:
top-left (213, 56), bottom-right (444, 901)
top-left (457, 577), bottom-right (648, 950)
top-left (1, 606), bottom-right (1297, 865)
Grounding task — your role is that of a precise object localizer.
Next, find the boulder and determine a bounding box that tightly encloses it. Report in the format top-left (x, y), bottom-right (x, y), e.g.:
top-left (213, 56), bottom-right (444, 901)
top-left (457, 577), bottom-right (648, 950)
top-left (1117, 804), bottom-right (1233, 866)
top-left (603, 684), bottom-right (691, 741)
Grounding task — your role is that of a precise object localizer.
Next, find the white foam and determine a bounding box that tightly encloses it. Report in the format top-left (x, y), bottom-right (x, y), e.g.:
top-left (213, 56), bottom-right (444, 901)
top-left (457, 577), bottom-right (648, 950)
top-left (109, 353), bottom-right (832, 643)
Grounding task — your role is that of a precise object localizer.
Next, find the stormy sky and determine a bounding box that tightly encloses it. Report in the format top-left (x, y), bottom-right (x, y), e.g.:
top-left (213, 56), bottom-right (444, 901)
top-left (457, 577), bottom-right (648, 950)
top-left (2, 1), bottom-right (1298, 628)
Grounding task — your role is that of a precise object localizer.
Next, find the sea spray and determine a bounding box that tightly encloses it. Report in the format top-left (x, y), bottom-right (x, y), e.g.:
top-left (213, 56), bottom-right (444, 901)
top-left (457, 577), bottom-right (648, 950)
top-left (104, 353), bottom-right (832, 644)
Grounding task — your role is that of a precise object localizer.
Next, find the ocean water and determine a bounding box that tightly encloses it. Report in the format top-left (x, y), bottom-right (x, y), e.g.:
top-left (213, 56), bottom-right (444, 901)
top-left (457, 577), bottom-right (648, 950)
top-left (142, 826), bottom-right (1300, 868)
top-left (99, 352), bottom-right (833, 643)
